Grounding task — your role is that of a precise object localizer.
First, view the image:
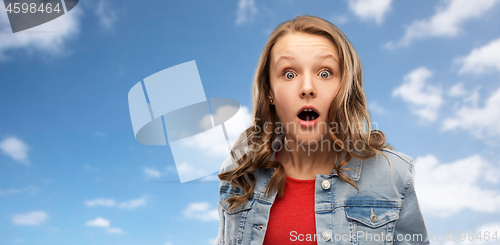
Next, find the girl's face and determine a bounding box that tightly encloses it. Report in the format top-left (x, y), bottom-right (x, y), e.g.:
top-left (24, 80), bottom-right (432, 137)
top-left (268, 32), bottom-right (341, 146)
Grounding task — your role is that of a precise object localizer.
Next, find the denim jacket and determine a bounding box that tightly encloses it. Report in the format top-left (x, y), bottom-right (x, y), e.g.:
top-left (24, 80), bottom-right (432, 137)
top-left (213, 137), bottom-right (430, 245)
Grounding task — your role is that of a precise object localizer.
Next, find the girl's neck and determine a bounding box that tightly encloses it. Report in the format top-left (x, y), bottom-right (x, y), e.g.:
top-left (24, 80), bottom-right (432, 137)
top-left (277, 142), bottom-right (339, 180)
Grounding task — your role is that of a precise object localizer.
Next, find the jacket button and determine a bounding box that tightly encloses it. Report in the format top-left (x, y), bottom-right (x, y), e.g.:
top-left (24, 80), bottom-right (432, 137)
top-left (321, 180), bottom-right (331, 190)
top-left (370, 207), bottom-right (378, 222)
top-left (322, 230), bottom-right (332, 241)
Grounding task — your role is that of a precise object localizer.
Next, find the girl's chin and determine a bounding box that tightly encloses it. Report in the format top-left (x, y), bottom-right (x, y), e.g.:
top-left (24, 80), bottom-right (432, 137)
top-left (284, 119), bottom-right (329, 134)
top-left (285, 132), bottom-right (330, 143)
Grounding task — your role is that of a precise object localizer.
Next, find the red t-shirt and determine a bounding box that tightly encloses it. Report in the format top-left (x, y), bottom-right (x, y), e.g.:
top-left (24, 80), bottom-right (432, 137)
top-left (263, 151), bottom-right (317, 245)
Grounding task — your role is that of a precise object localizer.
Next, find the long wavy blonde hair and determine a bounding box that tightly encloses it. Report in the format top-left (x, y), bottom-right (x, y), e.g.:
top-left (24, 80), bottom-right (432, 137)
top-left (218, 15), bottom-right (393, 212)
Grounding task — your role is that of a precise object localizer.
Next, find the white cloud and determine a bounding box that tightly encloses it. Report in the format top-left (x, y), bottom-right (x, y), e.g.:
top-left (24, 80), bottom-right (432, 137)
top-left (456, 37), bottom-right (500, 74)
top-left (433, 222), bottom-right (500, 244)
top-left (117, 196), bottom-right (147, 209)
top-left (330, 14), bottom-right (349, 25)
top-left (86, 217), bottom-right (110, 227)
top-left (477, 223), bottom-right (500, 234)
top-left (464, 87), bottom-right (481, 106)
top-left (0, 137), bottom-right (30, 165)
top-left (448, 82), bottom-right (467, 97)
top-left (200, 173), bottom-right (220, 182)
top-left (0, 186), bottom-right (39, 196)
top-left (185, 126), bottom-right (228, 157)
top-left (181, 106), bottom-right (252, 161)
top-left (368, 101), bottom-right (386, 114)
top-left (392, 67), bottom-right (443, 122)
top-left (95, 0), bottom-right (117, 29)
top-left (235, 0), bottom-right (257, 25)
top-left (216, 105), bottom-right (253, 140)
top-left (473, 223), bottom-right (500, 242)
top-left (183, 202), bottom-right (218, 221)
top-left (86, 217), bottom-right (124, 234)
top-left (168, 106), bottom-right (252, 181)
top-left (176, 161), bottom-right (209, 178)
top-left (12, 211), bottom-right (48, 226)
top-left (450, 84), bottom-right (481, 106)
top-left (143, 167), bottom-right (161, 179)
top-left (85, 198), bottom-right (116, 207)
top-left (0, 3), bottom-right (83, 61)
top-left (84, 196), bottom-right (147, 209)
top-left (200, 112), bottom-right (213, 131)
top-left (442, 86), bottom-right (500, 139)
top-left (415, 154), bottom-right (500, 218)
top-left (347, 0), bottom-right (392, 24)
top-left (385, 0), bottom-right (498, 48)
top-left (106, 227), bottom-right (124, 234)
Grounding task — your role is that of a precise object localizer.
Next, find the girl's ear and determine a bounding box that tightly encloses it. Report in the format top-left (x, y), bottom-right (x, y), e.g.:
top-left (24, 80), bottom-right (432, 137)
top-left (268, 91), bottom-right (274, 104)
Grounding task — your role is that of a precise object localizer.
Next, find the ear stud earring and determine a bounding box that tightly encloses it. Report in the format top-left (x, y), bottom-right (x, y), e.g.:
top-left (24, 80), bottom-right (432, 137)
top-left (270, 99), bottom-right (273, 104)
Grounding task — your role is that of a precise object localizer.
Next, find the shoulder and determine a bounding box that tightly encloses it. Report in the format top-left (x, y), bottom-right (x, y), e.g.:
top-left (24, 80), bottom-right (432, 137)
top-left (219, 154), bottom-right (238, 174)
top-left (218, 155), bottom-right (238, 196)
top-left (359, 148), bottom-right (416, 193)
top-left (218, 154), bottom-right (272, 199)
top-left (362, 148), bottom-right (415, 173)
top-left (378, 148), bottom-right (416, 180)
top-left (378, 148), bottom-right (415, 167)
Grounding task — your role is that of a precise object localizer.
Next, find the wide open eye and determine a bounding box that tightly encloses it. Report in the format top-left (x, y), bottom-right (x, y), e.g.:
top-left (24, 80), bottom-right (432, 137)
top-left (282, 69), bottom-right (296, 80)
top-left (319, 69), bottom-right (332, 79)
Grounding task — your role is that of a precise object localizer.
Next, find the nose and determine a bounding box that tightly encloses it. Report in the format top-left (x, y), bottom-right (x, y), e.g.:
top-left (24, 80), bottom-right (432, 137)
top-left (299, 74), bottom-right (316, 99)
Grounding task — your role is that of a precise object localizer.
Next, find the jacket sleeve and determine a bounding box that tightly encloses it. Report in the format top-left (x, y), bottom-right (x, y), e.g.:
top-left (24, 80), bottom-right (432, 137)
top-left (213, 155), bottom-right (235, 245)
top-left (394, 158), bottom-right (431, 244)
top-left (213, 182), bottom-right (225, 245)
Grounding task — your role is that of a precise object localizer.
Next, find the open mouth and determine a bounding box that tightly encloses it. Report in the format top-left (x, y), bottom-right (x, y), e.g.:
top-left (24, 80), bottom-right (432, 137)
top-left (297, 108), bottom-right (319, 121)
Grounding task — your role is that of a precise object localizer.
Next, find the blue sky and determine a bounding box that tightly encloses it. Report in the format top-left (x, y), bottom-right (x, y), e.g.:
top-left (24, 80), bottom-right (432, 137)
top-left (1, 0), bottom-right (500, 244)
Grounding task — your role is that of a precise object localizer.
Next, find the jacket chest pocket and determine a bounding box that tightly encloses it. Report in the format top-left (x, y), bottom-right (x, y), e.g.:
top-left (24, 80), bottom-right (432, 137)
top-left (345, 205), bottom-right (399, 245)
top-left (219, 197), bottom-right (255, 245)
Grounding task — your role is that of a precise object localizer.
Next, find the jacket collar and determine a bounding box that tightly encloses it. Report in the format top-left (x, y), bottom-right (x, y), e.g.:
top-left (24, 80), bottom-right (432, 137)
top-left (269, 134), bottom-right (362, 181)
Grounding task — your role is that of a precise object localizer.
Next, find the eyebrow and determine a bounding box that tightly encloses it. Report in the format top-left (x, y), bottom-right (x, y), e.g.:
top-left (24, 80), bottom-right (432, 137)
top-left (275, 53), bottom-right (339, 65)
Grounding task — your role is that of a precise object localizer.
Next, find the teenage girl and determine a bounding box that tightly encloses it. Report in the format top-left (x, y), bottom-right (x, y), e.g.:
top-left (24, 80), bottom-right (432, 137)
top-left (214, 15), bottom-right (430, 245)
